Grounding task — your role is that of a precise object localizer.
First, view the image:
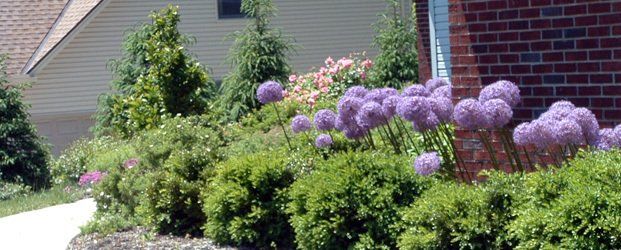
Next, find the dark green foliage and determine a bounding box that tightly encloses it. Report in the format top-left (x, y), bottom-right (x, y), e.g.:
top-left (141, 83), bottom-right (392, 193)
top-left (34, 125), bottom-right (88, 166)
top-left (0, 55), bottom-right (50, 190)
top-left (370, 0), bottom-right (418, 89)
top-left (201, 149), bottom-right (296, 248)
top-left (507, 150), bottom-right (621, 249)
top-left (217, 0), bottom-right (295, 121)
top-left (95, 5), bottom-right (216, 137)
top-left (287, 151), bottom-right (430, 249)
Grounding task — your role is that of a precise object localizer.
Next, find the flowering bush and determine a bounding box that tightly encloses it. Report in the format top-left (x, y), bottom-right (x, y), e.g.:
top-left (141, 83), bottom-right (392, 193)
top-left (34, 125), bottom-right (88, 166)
top-left (284, 53), bottom-right (373, 110)
top-left (78, 171), bottom-right (106, 187)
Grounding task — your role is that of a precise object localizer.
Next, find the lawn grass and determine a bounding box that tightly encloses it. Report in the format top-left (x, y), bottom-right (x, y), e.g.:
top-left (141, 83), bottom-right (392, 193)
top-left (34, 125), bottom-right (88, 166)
top-left (0, 185), bottom-right (86, 218)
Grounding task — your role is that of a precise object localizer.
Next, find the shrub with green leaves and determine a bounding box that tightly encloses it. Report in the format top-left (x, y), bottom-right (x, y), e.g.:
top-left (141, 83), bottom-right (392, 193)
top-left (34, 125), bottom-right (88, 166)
top-left (201, 149), bottom-right (296, 248)
top-left (217, 0), bottom-right (295, 121)
top-left (287, 151), bottom-right (430, 249)
top-left (0, 55), bottom-right (50, 190)
top-left (96, 5), bottom-right (216, 137)
top-left (370, 0), bottom-right (418, 89)
top-left (50, 136), bottom-right (122, 185)
top-left (0, 181), bottom-right (32, 201)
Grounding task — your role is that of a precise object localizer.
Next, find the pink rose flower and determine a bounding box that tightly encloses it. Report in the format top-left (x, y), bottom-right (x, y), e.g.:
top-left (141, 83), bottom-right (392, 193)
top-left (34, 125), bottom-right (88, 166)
top-left (325, 57), bottom-right (335, 66)
top-left (282, 90), bottom-right (289, 98)
top-left (362, 59), bottom-right (373, 69)
top-left (293, 85), bottom-right (302, 93)
top-left (310, 91), bottom-right (320, 99)
top-left (320, 87), bottom-right (329, 93)
top-left (360, 72), bottom-right (367, 80)
top-left (289, 74), bottom-right (298, 82)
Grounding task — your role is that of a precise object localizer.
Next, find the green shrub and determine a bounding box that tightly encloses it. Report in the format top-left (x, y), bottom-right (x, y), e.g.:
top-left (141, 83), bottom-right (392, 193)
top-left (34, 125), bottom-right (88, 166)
top-left (217, 0), bottom-right (295, 121)
top-left (0, 55), bottom-right (50, 190)
top-left (508, 150), bottom-right (621, 249)
top-left (50, 136), bottom-right (121, 185)
top-left (201, 149), bottom-right (296, 248)
top-left (287, 151), bottom-right (430, 249)
top-left (398, 172), bottom-right (523, 249)
top-left (0, 181), bottom-right (31, 201)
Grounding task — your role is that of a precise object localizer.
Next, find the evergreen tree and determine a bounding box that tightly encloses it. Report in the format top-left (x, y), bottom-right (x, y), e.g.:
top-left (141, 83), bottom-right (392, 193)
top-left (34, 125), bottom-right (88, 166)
top-left (217, 0), bottom-right (295, 121)
top-left (0, 55), bottom-right (50, 190)
top-left (371, 0), bottom-right (418, 89)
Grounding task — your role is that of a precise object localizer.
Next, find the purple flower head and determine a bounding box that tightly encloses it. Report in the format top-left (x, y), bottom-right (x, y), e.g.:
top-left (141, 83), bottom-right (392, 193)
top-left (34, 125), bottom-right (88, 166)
top-left (425, 77), bottom-right (449, 92)
top-left (453, 99), bottom-right (488, 130)
top-left (256, 80), bottom-right (284, 104)
top-left (315, 134), bottom-right (333, 148)
top-left (314, 109), bottom-right (337, 131)
top-left (556, 119), bottom-right (585, 145)
top-left (124, 158), bottom-right (140, 169)
top-left (335, 116), bottom-right (349, 131)
top-left (402, 84), bottom-right (431, 97)
top-left (413, 152), bottom-right (441, 176)
top-left (380, 87), bottom-right (399, 97)
top-left (513, 122), bottom-right (532, 146)
top-left (539, 108), bottom-right (573, 121)
top-left (483, 99), bottom-right (513, 128)
top-left (363, 89), bottom-right (385, 104)
top-left (596, 128), bottom-right (620, 151)
top-left (356, 102), bottom-right (386, 129)
top-left (337, 96), bottom-right (364, 119)
top-left (413, 112), bottom-right (440, 132)
top-left (615, 125), bottom-right (621, 140)
top-left (479, 80), bottom-right (520, 108)
top-left (530, 119), bottom-right (559, 150)
top-left (343, 124), bottom-right (368, 139)
top-left (344, 85), bottom-right (369, 98)
top-left (396, 96), bottom-right (431, 122)
top-left (78, 171), bottom-right (106, 187)
top-left (431, 85), bottom-right (452, 100)
top-left (429, 97), bottom-right (453, 123)
top-left (382, 95), bottom-right (402, 119)
top-left (550, 100), bottom-right (576, 111)
top-left (569, 107), bottom-right (600, 145)
top-left (291, 115), bottom-right (312, 134)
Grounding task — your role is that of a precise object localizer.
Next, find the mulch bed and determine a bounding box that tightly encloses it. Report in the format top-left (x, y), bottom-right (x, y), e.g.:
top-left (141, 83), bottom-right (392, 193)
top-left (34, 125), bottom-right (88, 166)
top-left (67, 227), bottom-right (241, 250)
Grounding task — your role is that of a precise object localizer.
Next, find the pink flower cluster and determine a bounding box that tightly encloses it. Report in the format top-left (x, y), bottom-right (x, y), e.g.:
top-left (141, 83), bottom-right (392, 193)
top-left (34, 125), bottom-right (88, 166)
top-left (78, 171), bottom-right (106, 187)
top-left (284, 53), bottom-right (373, 110)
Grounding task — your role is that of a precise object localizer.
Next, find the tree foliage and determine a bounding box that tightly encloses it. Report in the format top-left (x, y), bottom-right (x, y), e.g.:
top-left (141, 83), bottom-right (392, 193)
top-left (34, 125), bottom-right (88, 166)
top-left (371, 0), bottom-right (418, 89)
top-left (94, 5), bottom-right (216, 138)
top-left (0, 55), bottom-right (50, 190)
top-left (217, 0), bottom-right (295, 121)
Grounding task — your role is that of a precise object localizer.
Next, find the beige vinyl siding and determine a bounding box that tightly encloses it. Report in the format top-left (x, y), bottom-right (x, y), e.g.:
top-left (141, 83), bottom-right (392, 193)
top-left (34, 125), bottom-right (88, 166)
top-left (24, 0), bottom-right (405, 116)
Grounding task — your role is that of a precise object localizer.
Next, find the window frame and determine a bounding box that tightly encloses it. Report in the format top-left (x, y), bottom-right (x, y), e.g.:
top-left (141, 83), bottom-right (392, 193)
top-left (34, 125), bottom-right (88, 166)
top-left (217, 0), bottom-right (245, 19)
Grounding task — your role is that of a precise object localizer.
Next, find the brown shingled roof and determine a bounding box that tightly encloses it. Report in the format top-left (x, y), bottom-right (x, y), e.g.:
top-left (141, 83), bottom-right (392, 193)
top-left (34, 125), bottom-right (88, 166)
top-left (0, 0), bottom-right (69, 76)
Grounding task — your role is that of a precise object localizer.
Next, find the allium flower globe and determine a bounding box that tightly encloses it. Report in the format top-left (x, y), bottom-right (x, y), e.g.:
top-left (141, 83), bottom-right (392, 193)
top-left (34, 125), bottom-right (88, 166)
top-left (429, 97), bottom-right (453, 123)
top-left (425, 77), bottom-right (449, 92)
top-left (596, 128), bottom-right (620, 151)
top-left (530, 119), bottom-right (559, 150)
top-left (356, 102), bottom-right (386, 129)
top-left (382, 95), bottom-right (401, 119)
top-left (513, 122), bottom-right (532, 146)
top-left (483, 99), bottom-right (513, 128)
top-left (550, 100), bottom-right (576, 111)
top-left (453, 99), bottom-right (488, 130)
top-left (314, 109), bottom-right (337, 131)
top-left (343, 124), bottom-right (368, 139)
top-left (569, 107), bottom-right (600, 145)
top-left (291, 115), bottom-right (312, 134)
top-left (556, 119), bottom-right (584, 145)
top-left (413, 112), bottom-right (440, 132)
top-left (431, 85), bottom-right (452, 99)
top-left (615, 125), bottom-right (621, 139)
top-left (315, 134), bottom-right (333, 148)
top-left (256, 80), bottom-right (284, 104)
top-left (402, 84), bottom-right (431, 97)
top-left (344, 86), bottom-right (369, 98)
top-left (396, 96), bottom-right (432, 122)
top-left (380, 87), bottom-right (399, 97)
top-left (414, 152), bottom-right (441, 176)
top-left (363, 89), bottom-right (385, 104)
top-left (539, 108), bottom-right (572, 121)
top-left (337, 96), bottom-right (364, 119)
top-left (479, 80), bottom-right (520, 108)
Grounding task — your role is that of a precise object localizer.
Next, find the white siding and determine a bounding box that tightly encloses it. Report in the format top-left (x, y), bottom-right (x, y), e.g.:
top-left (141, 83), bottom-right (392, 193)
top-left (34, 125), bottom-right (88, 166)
top-left (24, 0), bottom-right (394, 116)
top-left (429, 0), bottom-right (451, 81)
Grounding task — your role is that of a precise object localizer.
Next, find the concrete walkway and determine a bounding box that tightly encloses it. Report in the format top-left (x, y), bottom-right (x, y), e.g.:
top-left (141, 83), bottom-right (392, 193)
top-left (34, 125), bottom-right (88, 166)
top-left (0, 198), bottom-right (96, 250)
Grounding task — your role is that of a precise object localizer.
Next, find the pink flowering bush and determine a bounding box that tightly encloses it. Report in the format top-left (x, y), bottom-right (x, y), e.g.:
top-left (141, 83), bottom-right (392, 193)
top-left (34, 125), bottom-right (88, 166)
top-left (78, 171), bottom-right (106, 187)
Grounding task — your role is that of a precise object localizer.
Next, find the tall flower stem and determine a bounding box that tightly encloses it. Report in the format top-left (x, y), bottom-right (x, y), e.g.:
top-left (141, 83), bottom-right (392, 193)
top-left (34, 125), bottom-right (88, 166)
top-left (501, 128), bottom-right (524, 172)
top-left (498, 131), bottom-right (518, 172)
top-left (396, 118), bottom-right (418, 152)
top-left (522, 146), bottom-right (534, 170)
top-left (272, 103), bottom-right (292, 150)
top-left (439, 124), bottom-right (472, 182)
top-left (478, 130), bottom-right (500, 170)
top-left (380, 125), bottom-right (400, 154)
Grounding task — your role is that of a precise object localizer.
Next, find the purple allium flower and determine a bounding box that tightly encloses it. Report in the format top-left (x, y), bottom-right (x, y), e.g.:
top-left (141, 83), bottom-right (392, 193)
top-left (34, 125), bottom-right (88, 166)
top-left (413, 152), bottom-right (441, 176)
top-left (380, 87), bottom-right (399, 97)
top-left (483, 99), bottom-right (513, 128)
top-left (344, 85), bottom-right (369, 98)
top-left (429, 97), bottom-right (453, 123)
top-left (314, 109), bottom-right (337, 131)
top-left (556, 119), bottom-right (585, 145)
top-left (539, 108), bottom-right (573, 121)
top-left (356, 102), bottom-right (386, 129)
top-left (402, 84), bottom-right (431, 97)
top-left (363, 89), bottom-right (385, 104)
top-left (615, 124), bottom-right (621, 140)
top-left (596, 128), bottom-right (620, 151)
top-left (568, 107), bottom-right (600, 145)
top-left (550, 100), bottom-right (576, 111)
top-left (431, 85), bottom-right (452, 99)
top-left (335, 116), bottom-right (348, 131)
top-left (124, 158), bottom-right (139, 169)
top-left (513, 122), bottom-right (532, 146)
top-left (396, 96), bottom-right (431, 122)
top-left (413, 112), bottom-right (440, 132)
top-left (453, 99), bottom-right (488, 130)
top-left (291, 115), bottom-right (312, 134)
top-left (530, 119), bottom-right (559, 150)
top-left (337, 96), bottom-right (364, 119)
top-left (425, 77), bottom-right (449, 92)
top-left (315, 134), bottom-right (333, 148)
top-left (256, 80), bottom-right (284, 104)
top-left (382, 95), bottom-right (401, 119)
top-left (78, 171), bottom-right (106, 187)
top-left (479, 80), bottom-right (520, 108)
top-left (343, 124), bottom-right (368, 139)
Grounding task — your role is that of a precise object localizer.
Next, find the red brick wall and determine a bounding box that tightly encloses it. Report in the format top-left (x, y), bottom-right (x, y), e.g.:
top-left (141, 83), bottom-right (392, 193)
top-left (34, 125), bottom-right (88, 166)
top-left (415, 1), bottom-right (433, 83)
top-left (415, 0), bottom-right (621, 176)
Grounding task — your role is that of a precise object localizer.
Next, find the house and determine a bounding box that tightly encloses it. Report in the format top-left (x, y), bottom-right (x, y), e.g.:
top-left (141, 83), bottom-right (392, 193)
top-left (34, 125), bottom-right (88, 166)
top-left (414, 0), bottom-right (621, 172)
top-left (1, 0), bottom-right (412, 154)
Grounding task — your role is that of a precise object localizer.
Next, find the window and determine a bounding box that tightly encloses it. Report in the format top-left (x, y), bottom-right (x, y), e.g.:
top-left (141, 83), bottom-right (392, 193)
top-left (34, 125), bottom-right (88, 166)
top-left (429, 0), bottom-right (451, 81)
top-left (218, 0), bottom-right (244, 19)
